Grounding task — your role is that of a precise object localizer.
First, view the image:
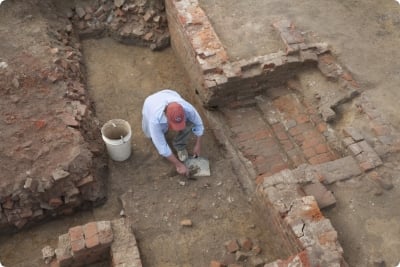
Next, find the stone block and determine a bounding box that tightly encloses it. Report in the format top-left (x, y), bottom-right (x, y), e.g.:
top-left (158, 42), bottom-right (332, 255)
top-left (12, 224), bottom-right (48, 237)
top-left (98, 220), bottom-right (114, 246)
top-left (302, 182), bottom-right (336, 209)
top-left (42, 245), bottom-right (55, 264)
top-left (313, 156), bottom-right (362, 184)
top-left (52, 169), bottom-right (70, 182)
top-left (343, 127), bottom-right (364, 142)
top-left (55, 234), bottom-right (72, 265)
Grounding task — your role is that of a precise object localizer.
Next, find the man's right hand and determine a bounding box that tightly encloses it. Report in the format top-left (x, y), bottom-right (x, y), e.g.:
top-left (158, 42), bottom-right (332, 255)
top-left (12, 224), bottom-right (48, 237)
top-left (176, 162), bottom-right (189, 177)
top-left (166, 153), bottom-right (189, 177)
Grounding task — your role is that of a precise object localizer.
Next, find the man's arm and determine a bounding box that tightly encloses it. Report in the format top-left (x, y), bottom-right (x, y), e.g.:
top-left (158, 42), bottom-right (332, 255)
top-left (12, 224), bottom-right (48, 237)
top-left (166, 154), bottom-right (189, 176)
top-left (193, 135), bottom-right (202, 157)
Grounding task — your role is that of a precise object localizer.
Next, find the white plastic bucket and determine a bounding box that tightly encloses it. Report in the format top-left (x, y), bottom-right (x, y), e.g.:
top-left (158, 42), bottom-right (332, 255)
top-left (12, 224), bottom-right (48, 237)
top-left (101, 119), bottom-right (132, 161)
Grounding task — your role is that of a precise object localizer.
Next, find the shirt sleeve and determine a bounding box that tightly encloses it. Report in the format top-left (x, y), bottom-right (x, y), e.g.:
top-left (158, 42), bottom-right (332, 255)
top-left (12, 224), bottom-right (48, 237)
top-left (185, 104), bottom-right (204, 137)
top-left (148, 122), bottom-right (172, 157)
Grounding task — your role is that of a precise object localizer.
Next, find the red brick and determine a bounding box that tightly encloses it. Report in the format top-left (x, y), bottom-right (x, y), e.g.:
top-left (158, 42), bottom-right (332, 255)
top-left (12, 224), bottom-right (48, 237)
top-left (254, 129), bottom-right (272, 140)
top-left (85, 234), bottom-right (100, 249)
top-left (234, 132), bottom-right (255, 143)
top-left (315, 143), bottom-right (329, 154)
top-left (49, 197), bottom-right (63, 208)
top-left (275, 128), bottom-right (289, 141)
top-left (371, 123), bottom-right (391, 136)
top-left (350, 79), bottom-right (360, 88)
top-left (295, 114), bottom-right (309, 124)
top-left (252, 155), bottom-right (265, 164)
top-left (288, 151), bottom-right (307, 166)
top-left (69, 226), bottom-right (84, 242)
top-left (49, 259), bottom-right (60, 267)
top-left (302, 135), bottom-right (321, 149)
top-left (281, 139), bottom-right (294, 151)
top-left (318, 230), bottom-right (338, 246)
top-left (252, 245), bottom-right (262, 255)
top-left (293, 133), bottom-right (305, 143)
top-left (34, 119), bottom-right (46, 129)
top-left (255, 162), bottom-right (271, 175)
top-left (305, 105), bottom-right (318, 115)
top-left (302, 200), bottom-right (324, 221)
top-left (319, 53), bottom-right (335, 65)
top-left (341, 72), bottom-right (353, 81)
top-left (84, 222), bottom-right (98, 239)
top-left (272, 123), bottom-right (285, 132)
top-left (225, 239), bottom-right (239, 253)
top-left (288, 125), bottom-right (303, 136)
top-left (210, 261), bottom-right (225, 267)
top-left (359, 161), bottom-right (374, 172)
top-left (309, 153), bottom-right (333, 165)
top-left (270, 160), bottom-right (289, 174)
top-left (316, 122), bottom-right (327, 133)
top-left (303, 147), bottom-right (316, 158)
top-left (255, 175), bottom-right (267, 185)
top-left (70, 238), bottom-right (85, 254)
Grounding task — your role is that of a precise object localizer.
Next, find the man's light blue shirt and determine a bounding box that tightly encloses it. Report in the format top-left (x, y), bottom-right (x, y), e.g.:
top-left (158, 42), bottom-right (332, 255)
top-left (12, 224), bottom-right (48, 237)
top-left (142, 89), bottom-right (204, 157)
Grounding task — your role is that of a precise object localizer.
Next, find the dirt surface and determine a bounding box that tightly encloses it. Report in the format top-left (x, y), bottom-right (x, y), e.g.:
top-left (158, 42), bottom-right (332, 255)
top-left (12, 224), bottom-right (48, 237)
top-left (81, 38), bottom-right (289, 267)
top-left (1, 0), bottom-right (400, 267)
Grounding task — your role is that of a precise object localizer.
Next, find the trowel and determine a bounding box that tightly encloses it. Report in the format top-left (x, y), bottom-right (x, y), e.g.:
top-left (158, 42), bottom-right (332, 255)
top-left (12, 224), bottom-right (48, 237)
top-left (184, 156), bottom-right (211, 178)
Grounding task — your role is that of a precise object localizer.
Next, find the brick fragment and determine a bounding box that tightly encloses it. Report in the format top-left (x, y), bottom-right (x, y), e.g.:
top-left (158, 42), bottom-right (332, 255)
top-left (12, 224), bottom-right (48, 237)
top-left (180, 219), bottom-right (193, 227)
top-left (49, 197), bottom-right (63, 208)
top-left (239, 237), bottom-right (253, 252)
top-left (302, 182), bottom-right (336, 209)
top-left (69, 225), bottom-right (84, 242)
top-left (225, 239), bottom-right (239, 253)
top-left (210, 261), bottom-right (225, 267)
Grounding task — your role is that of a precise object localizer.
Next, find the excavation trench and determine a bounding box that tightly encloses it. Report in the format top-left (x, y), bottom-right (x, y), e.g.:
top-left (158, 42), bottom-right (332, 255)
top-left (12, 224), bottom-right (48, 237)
top-left (81, 37), bottom-right (292, 267)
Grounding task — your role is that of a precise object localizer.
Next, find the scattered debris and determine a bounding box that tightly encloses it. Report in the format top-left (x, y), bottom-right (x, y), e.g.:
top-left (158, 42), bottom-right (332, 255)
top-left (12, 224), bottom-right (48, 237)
top-left (180, 219), bottom-right (192, 227)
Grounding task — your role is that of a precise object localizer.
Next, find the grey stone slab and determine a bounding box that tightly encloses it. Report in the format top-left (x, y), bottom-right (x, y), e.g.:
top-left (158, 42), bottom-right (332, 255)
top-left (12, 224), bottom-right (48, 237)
top-left (312, 156), bottom-right (362, 184)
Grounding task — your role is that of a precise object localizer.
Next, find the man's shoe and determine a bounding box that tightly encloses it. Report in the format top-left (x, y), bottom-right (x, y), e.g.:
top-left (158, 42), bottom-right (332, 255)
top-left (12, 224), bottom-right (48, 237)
top-left (177, 149), bottom-right (188, 162)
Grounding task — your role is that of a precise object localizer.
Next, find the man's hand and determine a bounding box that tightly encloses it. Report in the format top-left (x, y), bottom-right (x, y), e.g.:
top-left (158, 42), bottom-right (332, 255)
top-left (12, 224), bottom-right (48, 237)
top-left (176, 162), bottom-right (189, 177)
top-left (166, 153), bottom-right (189, 177)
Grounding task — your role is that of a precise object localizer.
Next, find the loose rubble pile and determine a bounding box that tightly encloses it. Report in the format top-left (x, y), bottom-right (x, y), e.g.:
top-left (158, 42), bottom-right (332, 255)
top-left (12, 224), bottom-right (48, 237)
top-left (210, 238), bottom-right (266, 267)
top-left (68, 0), bottom-right (170, 50)
top-left (0, 0), bottom-right (108, 233)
